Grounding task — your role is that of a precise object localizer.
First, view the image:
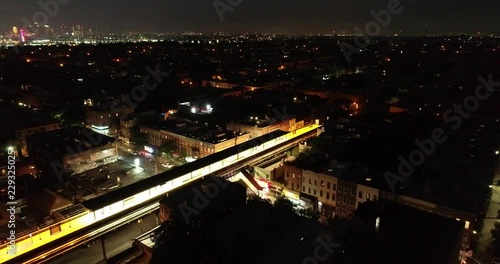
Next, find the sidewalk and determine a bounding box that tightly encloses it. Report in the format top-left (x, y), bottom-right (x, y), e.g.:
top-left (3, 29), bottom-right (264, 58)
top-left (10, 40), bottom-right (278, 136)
top-left (475, 163), bottom-right (500, 263)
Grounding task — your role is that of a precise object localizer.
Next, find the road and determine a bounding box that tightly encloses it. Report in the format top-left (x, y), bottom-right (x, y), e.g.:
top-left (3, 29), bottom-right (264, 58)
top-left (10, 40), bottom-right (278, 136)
top-left (474, 161), bottom-right (500, 263)
top-left (48, 213), bottom-right (158, 264)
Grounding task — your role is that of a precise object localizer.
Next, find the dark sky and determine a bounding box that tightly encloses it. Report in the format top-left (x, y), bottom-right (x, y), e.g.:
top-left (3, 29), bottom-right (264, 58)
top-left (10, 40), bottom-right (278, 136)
top-left (0, 0), bottom-right (498, 35)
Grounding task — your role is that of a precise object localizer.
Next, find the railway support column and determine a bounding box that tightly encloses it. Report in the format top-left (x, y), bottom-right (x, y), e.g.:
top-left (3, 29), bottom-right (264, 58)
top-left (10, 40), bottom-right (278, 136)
top-left (101, 234), bottom-right (108, 262)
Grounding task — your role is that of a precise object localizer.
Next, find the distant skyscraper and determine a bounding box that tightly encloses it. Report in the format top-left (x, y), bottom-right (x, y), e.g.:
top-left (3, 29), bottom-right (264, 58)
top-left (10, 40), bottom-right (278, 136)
top-left (19, 29), bottom-right (26, 42)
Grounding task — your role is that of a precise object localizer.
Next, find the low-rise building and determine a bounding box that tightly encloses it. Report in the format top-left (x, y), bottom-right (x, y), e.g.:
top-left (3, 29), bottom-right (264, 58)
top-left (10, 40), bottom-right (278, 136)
top-left (227, 115), bottom-right (303, 139)
top-left (86, 105), bottom-right (132, 137)
top-left (16, 122), bottom-right (60, 157)
top-left (140, 121), bottom-right (251, 158)
top-left (158, 177), bottom-right (246, 224)
top-left (26, 126), bottom-right (118, 179)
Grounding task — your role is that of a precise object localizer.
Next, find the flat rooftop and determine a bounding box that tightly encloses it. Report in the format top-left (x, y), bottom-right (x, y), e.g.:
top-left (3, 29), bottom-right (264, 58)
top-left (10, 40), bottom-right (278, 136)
top-left (144, 120), bottom-right (247, 144)
top-left (27, 126), bottom-right (116, 155)
top-left (345, 200), bottom-right (463, 264)
top-left (231, 114), bottom-right (295, 128)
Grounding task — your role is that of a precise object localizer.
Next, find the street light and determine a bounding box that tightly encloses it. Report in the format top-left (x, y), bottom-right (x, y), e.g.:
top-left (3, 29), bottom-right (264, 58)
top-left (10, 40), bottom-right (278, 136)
top-left (496, 150), bottom-right (499, 155)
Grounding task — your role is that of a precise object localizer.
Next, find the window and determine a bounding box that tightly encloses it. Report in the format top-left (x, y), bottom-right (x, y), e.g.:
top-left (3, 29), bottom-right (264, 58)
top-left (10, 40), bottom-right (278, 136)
top-left (314, 180), bottom-right (317, 186)
top-left (308, 188), bottom-right (311, 194)
top-left (343, 197), bottom-right (346, 204)
top-left (327, 182), bottom-right (331, 189)
top-left (303, 186), bottom-right (305, 192)
top-left (333, 184), bottom-right (337, 191)
top-left (332, 194), bottom-right (336, 201)
top-left (309, 179), bottom-right (311, 184)
top-left (358, 191), bottom-right (362, 198)
top-left (337, 196), bottom-right (341, 202)
top-left (326, 193), bottom-right (330, 199)
top-left (366, 193), bottom-right (371, 200)
top-left (320, 190), bottom-right (323, 197)
top-left (321, 180), bottom-right (324, 187)
top-left (351, 188), bottom-right (355, 196)
top-left (292, 173), bottom-right (295, 179)
top-left (314, 190), bottom-right (317, 195)
top-left (350, 199), bottom-right (354, 206)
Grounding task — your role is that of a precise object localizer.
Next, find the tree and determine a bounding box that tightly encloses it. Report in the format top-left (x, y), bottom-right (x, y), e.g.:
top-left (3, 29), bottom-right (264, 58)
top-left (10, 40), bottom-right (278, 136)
top-left (152, 220), bottom-right (194, 264)
top-left (159, 141), bottom-right (177, 158)
top-left (131, 129), bottom-right (148, 146)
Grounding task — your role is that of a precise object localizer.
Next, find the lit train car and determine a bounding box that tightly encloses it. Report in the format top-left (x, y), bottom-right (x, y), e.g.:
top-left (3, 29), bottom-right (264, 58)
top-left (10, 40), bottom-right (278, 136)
top-left (1, 125), bottom-right (321, 263)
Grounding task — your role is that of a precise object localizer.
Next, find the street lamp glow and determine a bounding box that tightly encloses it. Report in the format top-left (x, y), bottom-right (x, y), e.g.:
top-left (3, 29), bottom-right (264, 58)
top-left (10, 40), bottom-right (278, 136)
top-left (191, 107), bottom-right (196, 113)
top-left (7, 146), bottom-right (14, 152)
top-left (496, 150), bottom-right (499, 155)
top-left (134, 158), bottom-right (140, 168)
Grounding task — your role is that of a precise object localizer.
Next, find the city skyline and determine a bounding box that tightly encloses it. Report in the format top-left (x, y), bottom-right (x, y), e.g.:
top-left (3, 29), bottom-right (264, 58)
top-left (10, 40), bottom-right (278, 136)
top-left (0, 0), bottom-right (499, 35)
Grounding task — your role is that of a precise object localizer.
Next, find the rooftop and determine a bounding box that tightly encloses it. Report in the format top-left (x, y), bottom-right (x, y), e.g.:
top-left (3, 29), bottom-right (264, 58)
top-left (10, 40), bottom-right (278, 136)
top-left (26, 126), bottom-right (116, 155)
top-left (344, 200), bottom-right (463, 264)
top-left (231, 114), bottom-right (295, 128)
top-left (144, 120), bottom-right (247, 144)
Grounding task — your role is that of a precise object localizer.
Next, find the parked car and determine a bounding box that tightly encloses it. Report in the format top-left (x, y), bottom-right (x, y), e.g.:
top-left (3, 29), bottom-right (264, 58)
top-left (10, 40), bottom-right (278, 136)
top-left (161, 163), bottom-right (174, 168)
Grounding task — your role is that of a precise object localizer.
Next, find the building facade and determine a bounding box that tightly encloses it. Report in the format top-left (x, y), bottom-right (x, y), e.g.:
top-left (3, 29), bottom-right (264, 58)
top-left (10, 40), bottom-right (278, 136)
top-left (140, 126), bottom-right (251, 158)
top-left (227, 117), bottom-right (303, 139)
top-left (301, 169), bottom-right (337, 217)
top-left (283, 165), bottom-right (474, 258)
top-left (86, 106), bottom-right (132, 137)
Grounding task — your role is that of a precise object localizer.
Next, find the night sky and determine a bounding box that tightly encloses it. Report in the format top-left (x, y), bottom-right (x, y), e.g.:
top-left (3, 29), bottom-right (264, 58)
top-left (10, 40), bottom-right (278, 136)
top-left (0, 0), bottom-right (498, 35)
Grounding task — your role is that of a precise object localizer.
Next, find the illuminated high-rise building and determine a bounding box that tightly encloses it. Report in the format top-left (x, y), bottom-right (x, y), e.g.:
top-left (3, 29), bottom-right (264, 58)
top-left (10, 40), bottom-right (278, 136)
top-left (12, 26), bottom-right (18, 36)
top-left (19, 30), bottom-right (26, 42)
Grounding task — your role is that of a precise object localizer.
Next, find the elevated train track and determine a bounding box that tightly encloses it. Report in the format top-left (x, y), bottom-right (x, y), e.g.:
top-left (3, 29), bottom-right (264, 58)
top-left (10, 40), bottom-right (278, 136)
top-left (2, 125), bottom-right (321, 263)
